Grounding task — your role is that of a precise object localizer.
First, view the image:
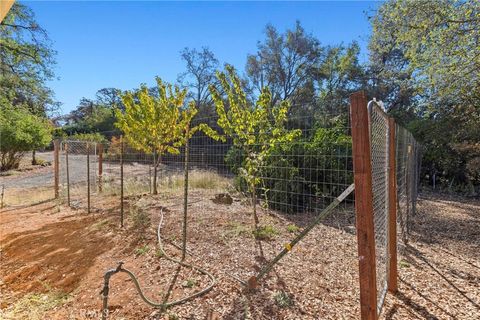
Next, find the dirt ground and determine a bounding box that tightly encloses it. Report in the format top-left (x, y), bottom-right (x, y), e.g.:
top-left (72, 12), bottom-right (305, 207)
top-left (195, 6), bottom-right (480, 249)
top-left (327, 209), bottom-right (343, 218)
top-left (0, 186), bottom-right (479, 319)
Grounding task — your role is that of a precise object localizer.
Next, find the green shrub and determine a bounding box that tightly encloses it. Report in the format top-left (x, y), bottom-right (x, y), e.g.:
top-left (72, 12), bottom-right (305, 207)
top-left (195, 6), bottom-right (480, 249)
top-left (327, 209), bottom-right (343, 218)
top-left (0, 106), bottom-right (52, 171)
top-left (225, 125), bottom-right (352, 214)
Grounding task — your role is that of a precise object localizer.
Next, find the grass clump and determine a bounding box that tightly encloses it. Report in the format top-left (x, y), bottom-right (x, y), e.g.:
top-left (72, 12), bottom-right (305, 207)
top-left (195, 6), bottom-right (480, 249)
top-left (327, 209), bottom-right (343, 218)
top-left (135, 245), bottom-right (150, 256)
top-left (399, 259), bottom-right (411, 268)
top-left (2, 290), bottom-right (69, 320)
top-left (273, 291), bottom-right (293, 308)
top-left (182, 279), bottom-right (197, 288)
top-left (286, 224), bottom-right (300, 233)
top-left (168, 313), bottom-right (179, 320)
top-left (253, 225), bottom-right (278, 240)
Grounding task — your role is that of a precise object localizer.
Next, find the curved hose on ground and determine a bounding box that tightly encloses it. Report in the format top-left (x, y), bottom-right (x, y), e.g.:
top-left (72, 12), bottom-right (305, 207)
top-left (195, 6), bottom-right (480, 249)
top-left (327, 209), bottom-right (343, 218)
top-left (100, 207), bottom-right (216, 319)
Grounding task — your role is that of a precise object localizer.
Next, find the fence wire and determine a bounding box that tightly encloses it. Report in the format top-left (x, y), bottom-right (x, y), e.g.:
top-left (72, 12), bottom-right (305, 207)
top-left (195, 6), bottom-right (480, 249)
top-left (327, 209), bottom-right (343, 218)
top-left (368, 101), bottom-right (390, 313)
top-left (367, 100), bottom-right (421, 316)
top-left (395, 125), bottom-right (420, 247)
top-left (57, 114), bottom-right (355, 220)
top-left (55, 106), bottom-right (420, 317)
top-left (59, 140), bottom-right (97, 212)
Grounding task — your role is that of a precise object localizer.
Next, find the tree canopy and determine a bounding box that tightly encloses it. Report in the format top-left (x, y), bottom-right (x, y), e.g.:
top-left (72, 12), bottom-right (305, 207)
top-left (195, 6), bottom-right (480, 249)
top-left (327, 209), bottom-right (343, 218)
top-left (0, 2), bottom-right (57, 116)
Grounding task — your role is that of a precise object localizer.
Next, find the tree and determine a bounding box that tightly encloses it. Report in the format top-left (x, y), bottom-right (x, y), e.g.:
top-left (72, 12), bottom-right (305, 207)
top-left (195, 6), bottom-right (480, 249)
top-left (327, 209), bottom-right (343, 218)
top-left (210, 65), bottom-right (301, 231)
top-left (115, 78), bottom-right (189, 195)
top-left (0, 2), bottom-right (57, 116)
top-left (95, 88), bottom-right (123, 110)
top-left (370, 0), bottom-right (480, 107)
top-left (315, 42), bottom-right (364, 124)
top-left (0, 104), bottom-right (52, 171)
top-left (178, 47), bottom-right (219, 109)
top-left (246, 21), bottom-right (322, 106)
top-left (369, 0), bottom-right (480, 191)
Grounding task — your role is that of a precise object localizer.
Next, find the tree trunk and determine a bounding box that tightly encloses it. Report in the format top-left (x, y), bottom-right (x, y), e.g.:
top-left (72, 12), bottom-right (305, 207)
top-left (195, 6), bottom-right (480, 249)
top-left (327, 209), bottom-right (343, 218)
top-left (153, 150), bottom-right (158, 195)
top-left (32, 150), bottom-right (37, 165)
top-left (251, 180), bottom-right (260, 231)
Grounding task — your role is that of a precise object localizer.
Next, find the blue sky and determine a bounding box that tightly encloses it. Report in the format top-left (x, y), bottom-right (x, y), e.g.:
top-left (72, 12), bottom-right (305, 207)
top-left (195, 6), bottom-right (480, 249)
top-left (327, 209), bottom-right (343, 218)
top-left (26, 1), bottom-right (380, 115)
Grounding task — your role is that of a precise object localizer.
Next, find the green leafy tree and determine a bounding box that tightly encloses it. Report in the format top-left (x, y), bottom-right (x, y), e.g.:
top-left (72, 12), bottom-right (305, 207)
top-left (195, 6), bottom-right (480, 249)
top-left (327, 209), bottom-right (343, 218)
top-left (370, 0), bottom-right (480, 106)
top-left (0, 105), bottom-right (52, 171)
top-left (115, 78), bottom-right (189, 195)
top-left (210, 65), bottom-right (301, 231)
top-left (0, 2), bottom-right (57, 115)
top-left (370, 0), bottom-right (480, 191)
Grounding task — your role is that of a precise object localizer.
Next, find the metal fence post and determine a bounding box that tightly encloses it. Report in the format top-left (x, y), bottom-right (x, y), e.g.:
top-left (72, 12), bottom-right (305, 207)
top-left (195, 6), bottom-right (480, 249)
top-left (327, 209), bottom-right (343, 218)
top-left (387, 117), bottom-right (398, 293)
top-left (87, 142), bottom-right (91, 214)
top-left (66, 142), bottom-right (70, 207)
top-left (54, 139), bottom-right (60, 199)
top-left (98, 143), bottom-right (103, 193)
top-left (120, 135), bottom-right (124, 228)
top-left (350, 91), bottom-right (377, 320)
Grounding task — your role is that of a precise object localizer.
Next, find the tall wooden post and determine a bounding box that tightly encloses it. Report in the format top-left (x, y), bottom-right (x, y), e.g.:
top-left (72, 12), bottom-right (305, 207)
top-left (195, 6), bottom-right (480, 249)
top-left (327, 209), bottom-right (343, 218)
top-left (54, 139), bottom-right (60, 199)
top-left (120, 136), bottom-right (124, 228)
top-left (350, 91), bottom-right (377, 320)
top-left (98, 143), bottom-right (103, 193)
top-left (387, 118), bottom-right (398, 293)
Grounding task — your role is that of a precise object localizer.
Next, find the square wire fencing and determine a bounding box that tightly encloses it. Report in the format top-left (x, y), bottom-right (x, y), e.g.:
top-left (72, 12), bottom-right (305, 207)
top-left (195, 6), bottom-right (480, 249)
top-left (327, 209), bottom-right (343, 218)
top-left (53, 98), bottom-right (420, 319)
top-left (59, 140), bottom-right (98, 213)
top-left (56, 114), bottom-right (355, 225)
top-left (357, 97), bottom-right (421, 319)
top-left (395, 125), bottom-right (421, 247)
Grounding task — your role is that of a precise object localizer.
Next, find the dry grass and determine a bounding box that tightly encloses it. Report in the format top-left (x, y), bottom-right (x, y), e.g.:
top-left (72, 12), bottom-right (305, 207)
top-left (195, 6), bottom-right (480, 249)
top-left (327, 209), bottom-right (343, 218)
top-left (0, 286), bottom-right (69, 320)
top-left (158, 170), bottom-right (231, 191)
top-left (1, 186), bottom-right (55, 207)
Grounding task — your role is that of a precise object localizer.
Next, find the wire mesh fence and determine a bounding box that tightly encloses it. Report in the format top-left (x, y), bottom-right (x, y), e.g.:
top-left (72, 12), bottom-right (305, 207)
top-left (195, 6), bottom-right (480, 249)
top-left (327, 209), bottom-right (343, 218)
top-left (395, 125), bottom-right (421, 247)
top-left (55, 115), bottom-right (354, 231)
top-left (53, 97), bottom-right (421, 319)
top-left (59, 140), bottom-right (98, 212)
top-left (363, 99), bottom-right (421, 316)
top-left (367, 101), bottom-right (390, 313)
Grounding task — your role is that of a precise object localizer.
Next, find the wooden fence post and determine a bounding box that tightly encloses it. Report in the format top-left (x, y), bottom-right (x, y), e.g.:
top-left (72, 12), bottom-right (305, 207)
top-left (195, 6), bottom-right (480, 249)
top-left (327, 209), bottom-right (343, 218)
top-left (350, 91), bottom-right (377, 320)
top-left (54, 139), bottom-right (60, 199)
top-left (388, 118), bottom-right (398, 293)
top-left (98, 143), bottom-right (103, 193)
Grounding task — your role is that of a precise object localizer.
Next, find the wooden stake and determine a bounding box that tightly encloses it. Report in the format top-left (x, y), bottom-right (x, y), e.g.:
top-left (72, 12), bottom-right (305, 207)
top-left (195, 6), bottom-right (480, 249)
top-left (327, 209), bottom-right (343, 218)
top-left (54, 139), bottom-right (60, 199)
top-left (350, 91), bottom-right (377, 320)
top-left (387, 117), bottom-right (398, 293)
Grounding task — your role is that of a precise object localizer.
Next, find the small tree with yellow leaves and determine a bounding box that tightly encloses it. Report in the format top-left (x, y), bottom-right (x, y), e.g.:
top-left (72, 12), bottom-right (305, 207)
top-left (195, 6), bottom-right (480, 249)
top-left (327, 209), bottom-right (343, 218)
top-left (116, 77), bottom-right (217, 260)
top-left (116, 77), bottom-right (187, 195)
top-left (209, 65), bottom-right (301, 232)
